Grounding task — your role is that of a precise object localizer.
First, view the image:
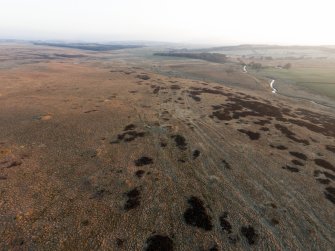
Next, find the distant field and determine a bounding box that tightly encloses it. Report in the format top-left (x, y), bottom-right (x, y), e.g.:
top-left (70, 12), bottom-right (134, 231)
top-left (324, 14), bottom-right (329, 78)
top-left (254, 65), bottom-right (335, 100)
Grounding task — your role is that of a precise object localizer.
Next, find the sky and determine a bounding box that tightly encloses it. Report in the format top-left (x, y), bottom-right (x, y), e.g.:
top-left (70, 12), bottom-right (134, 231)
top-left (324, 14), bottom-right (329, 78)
top-left (0, 0), bottom-right (334, 45)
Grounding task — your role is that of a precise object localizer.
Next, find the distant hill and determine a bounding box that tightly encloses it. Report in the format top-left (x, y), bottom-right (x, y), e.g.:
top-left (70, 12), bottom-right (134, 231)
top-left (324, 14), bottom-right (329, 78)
top-left (33, 42), bottom-right (144, 51)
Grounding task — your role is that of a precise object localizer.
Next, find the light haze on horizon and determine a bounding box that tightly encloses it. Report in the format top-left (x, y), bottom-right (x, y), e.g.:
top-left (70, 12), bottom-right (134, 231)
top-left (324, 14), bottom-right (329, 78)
top-left (0, 0), bottom-right (334, 45)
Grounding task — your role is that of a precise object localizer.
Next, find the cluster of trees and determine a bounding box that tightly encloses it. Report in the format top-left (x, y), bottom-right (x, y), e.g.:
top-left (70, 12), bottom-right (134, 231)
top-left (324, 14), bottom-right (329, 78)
top-left (154, 52), bottom-right (228, 64)
top-left (248, 62), bottom-right (262, 70)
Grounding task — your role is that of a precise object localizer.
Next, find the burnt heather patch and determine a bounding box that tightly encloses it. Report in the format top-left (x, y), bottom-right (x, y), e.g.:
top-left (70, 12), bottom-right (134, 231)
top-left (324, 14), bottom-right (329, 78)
top-left (289, 151), bottom-right (307, 161)
top-left (324, 186), bottom-right (335, 205)
top-left (240, 225), bottom-right (259, 245)
top-left (314, 159), bottom-right (335, 172)
top-left (275, 124), bottom-right (309, 145)
top-left (219, 212), bottom-right (232, 234)
top-left (145, 235), bottom-right (173, 251)
top-left (192, 150), bottom-right (200, 159)
top-left (238, 129), bottom-right (260, 140)
top-left (183, 196), bottom-right (213, 231)
top-left (135, 156), bottom-right (153, 166)
top-left (282, 165), bottom-right (300, 173)
top-left (124, 187), bottom-right (141, 210)
top-left (171, 135), bottom-right (187, 150)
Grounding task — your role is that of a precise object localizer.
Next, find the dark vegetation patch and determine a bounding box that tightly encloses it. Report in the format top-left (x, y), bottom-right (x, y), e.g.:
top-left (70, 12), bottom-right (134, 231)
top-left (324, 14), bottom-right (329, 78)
top-left (324, 186), bottom-right (335, 204)
top-left (135, 156), bottom-right (153, 166)
top-left (222, 160), bottom-right (231, 169)
top-left (270, 144), bottom-right (288, 150)
top-left (90, 188), bottom-right (109, 199)
top-left (270, 218), bottom-right (279, 226)
top-left (84, 109), bottom-right (98, 113)
top-left (116, 238), bottom-right (124, 247)
top-left (314, 159), bottom-right (335, 172)
top-left (124, 124), bottom-right (136, 131)
top-left (183, 196), bottom-right (213, 231)
top-left (240, 226), bottom-right (259, 245)
top-left (160, 142), bottom-right (167, 147)
top-left (111, 131), bottom-right (145, 144)
top-left (124, 187), bottom-right (141, 210)
top-left (0, 159), bottom-right (22, 169)
top-left (275, 124), bottom-right (309, 145)
top-left (288, 109), bottom-right (335, 138)
top-left (282, 165), bottom-right (299, 172)
top-left (145, 235), bottom-right (173, 251)
top-left (326, 145), bottom-right (335, 153)
top-left (317, 178), bottom-right (331, 185)
top-left (238, 129), bottom-right (260, 140)
top-left (289, 151), bottom-right (307, 161)
top-left (219, 212), bottom-right (232, 234)
top-left (137, 74), bottom-right (150, 80)
top-left (260, 127), bottom-right (269, 131)
top-left (209, 244), bottom-right (219, 251)
top-left (291, 159), bottom-right (304, 166)
top-left (210, 96), bottom-right (285, 122)
top-left (171, 135), bottom-right (187, 150)
top-left (324, 172), bottom-right (335, 180)
top-left (254, 119), bottom-right (271, 126)
top-left (135, 170), bottom-right (145, 178)
top-left (170, 85), bottom-right (181, 90)
top-left (192, 150), bottom-right (200, 159)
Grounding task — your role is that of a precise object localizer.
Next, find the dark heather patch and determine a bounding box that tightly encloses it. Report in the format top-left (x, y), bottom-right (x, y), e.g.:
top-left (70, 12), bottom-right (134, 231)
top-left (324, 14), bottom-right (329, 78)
top-left (219, 212), bottom-right (232, 234)
top-left (153, 86), bottom-right (160, 94)
top-left (135, 156), bottom-right (153, 166)
top-left (124, 187), bottom-right (141, 210)
top-left (192, 150), bottom-right (200, 159)
top-left (326, 145), bottom-right (335, 153)
top-left (240, 226), bottom-right (259, 245)
top-left (314, 159), bottom-right (335, 172)
top-left (228, 235), bottom-right (240, 245)
top-left (90, 189), bottom-right (109, 199)
top-left (81, 220), bottom-right (89, 226)
top-left (137, 74), bottom-right (150, 80)
top-left (271, 218), bottom-right (279, 225)
top-left (291, 159), bottom-right (305, 166)
top-left (124, 124), bottom-right (136, 131)
top-left (270, 144), bottom-right (288, 150)
top-left (84, 109), bottom-right (98, 113)
top-left (135, 170), bottom-right (145, 178)
top-left (222, 160), bottom-right (231, 169)
top-left (111, 131), bottom-right (146, 144)
top-left (0, 159), bottom-right (22, 169)
top-left (324, 186), bottom-right (335, 204)
top-left (254, 119), bottom-right (271, 126)
top-left (209, 244), bottom-right (219, 251)
top-left (183, 196), bottom-right (213, 231)
top-left (171, 135), bottom-right (187, 150)
top-left (282, 165), bottom-right (300, 172)
top-left (145, 235), bottom-right (173, 251)
top-left (170, 85), bottom-right (181, 90)
top-left (289, 151), bottom-right (307, 161)
top-left (238, 129), bottom-right (260, 140)
top-left (324, 172), bottom-right (335, 180)
top-left (274, 124), bottom-right (309, 145)
top-left (160, 142), bottom-right (167, 147)
top-left (260, 127), bottom-right (270, 131)
top-left (189, 94), bottom-right (201, 102)
top-left (116, 238), bottom-right (124, 247)
top-left (317, 179), bottom-right (331, 185)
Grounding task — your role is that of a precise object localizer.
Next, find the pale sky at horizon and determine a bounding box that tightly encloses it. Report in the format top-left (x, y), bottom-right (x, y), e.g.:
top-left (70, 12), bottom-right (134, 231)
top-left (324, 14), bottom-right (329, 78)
top-left (0, 0), bottom-right (334, 45)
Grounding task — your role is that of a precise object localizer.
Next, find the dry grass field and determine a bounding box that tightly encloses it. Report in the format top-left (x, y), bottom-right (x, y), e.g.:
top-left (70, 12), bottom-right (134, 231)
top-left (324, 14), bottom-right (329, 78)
top-left (0, 43), bottom-right (335, 250)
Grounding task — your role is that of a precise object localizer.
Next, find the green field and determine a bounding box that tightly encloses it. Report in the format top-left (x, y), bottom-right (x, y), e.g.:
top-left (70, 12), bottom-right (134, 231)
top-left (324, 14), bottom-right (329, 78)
top-left (254, 65), bottom-right (335, 100)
